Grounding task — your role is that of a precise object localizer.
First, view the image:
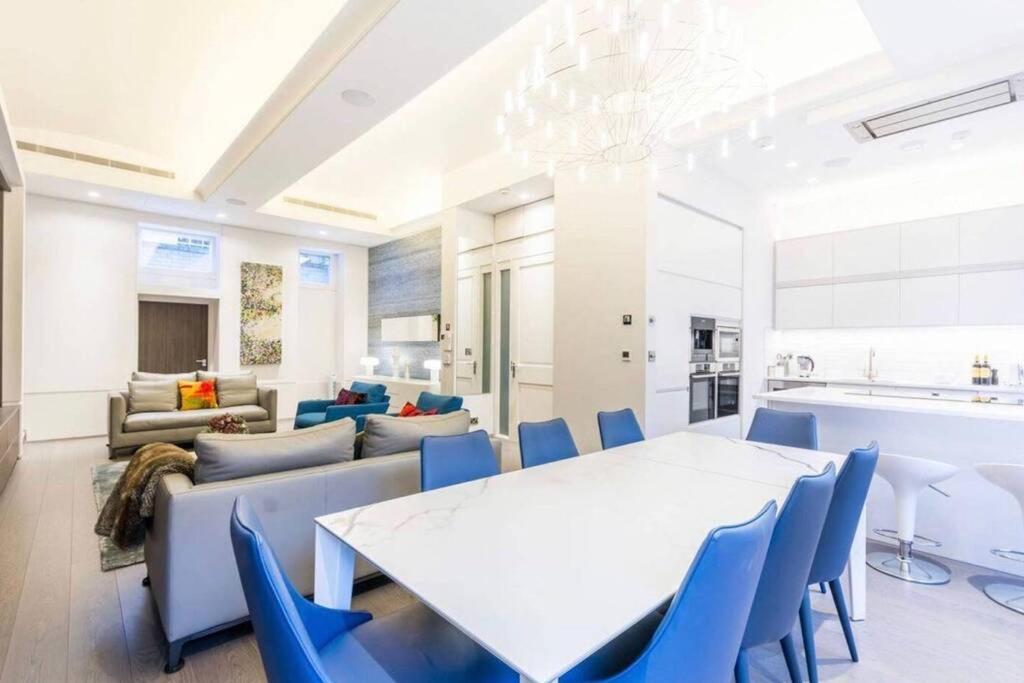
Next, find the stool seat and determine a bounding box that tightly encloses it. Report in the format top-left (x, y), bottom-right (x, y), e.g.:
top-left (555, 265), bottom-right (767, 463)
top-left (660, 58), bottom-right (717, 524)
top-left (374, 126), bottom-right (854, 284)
top-left (974, 463), bottom-right (1024, 615)
top-left (868, 453), bottom-right (959, 585)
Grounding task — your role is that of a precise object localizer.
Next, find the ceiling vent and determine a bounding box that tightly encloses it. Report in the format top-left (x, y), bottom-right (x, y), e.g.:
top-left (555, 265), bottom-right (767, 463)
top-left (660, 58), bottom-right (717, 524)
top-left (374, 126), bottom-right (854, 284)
top-left (845, 73), bottom-right (1023, 142)
top-left (16, 141), bottom-right (175, 179)
top-left (283, 196), bottom-right (376, 221)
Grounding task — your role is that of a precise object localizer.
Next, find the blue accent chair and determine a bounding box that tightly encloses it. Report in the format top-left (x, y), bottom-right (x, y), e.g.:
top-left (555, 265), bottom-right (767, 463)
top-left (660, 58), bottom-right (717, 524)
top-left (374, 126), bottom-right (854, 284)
top-left (799, 442), bottom-right (879, 683)
top-left (747, 407), bottom-right (819, 450)
top-left (421, 430), bottom-right (499, 491)
top-left (518, 417), bottom-right (579, 469)
top-left (229, 496), bottom-right (517, 683)
top-left (412, 391), bottom-right (464, 414)
top-left (294, 381), bottom-right (391, 432)
top-left (561, 501), bottom-right (777, 682)
top-left (736, 463), bottom-right (837, 683)
top-left (597, 408), bottom-right (645, 450)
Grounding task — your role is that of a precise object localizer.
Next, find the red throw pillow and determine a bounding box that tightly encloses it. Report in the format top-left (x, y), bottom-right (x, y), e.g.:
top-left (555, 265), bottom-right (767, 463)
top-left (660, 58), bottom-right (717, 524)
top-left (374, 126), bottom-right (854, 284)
top-left (398, 402), bottom-right (423, 417)
top-left (335, 389), bottom-right (367, 406)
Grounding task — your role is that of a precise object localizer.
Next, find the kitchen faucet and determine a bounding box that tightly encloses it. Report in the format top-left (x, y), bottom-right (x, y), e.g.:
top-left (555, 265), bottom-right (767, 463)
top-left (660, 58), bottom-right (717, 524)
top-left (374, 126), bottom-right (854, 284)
top-left (864, 347), bottom-right (878, 381)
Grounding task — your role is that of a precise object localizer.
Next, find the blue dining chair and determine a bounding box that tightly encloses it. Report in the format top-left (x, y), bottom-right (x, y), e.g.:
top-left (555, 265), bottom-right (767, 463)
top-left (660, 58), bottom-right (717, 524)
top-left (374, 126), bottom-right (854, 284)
top-left (229, 496), bottom-right (517, 683)
top-left (736, 463), bottom-right (837, 683)
top-left (747, 407), bottom-right (818, 450)
top-left (799, 442), bottom-right (879, 683)
top-left (597, 408), bottom-right (645, 449)
top-left (420, 430), bottom-right (499, 491)
top-left (561, 500), bottom-right (777, 682)
top-left (518, 418), bottom-right (579, 469)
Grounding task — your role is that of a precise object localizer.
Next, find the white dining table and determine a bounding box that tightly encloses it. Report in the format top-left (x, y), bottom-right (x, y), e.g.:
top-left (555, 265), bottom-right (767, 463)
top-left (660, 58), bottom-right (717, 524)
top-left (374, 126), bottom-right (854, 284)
top-left (313, 430), bottom-right (863, 683)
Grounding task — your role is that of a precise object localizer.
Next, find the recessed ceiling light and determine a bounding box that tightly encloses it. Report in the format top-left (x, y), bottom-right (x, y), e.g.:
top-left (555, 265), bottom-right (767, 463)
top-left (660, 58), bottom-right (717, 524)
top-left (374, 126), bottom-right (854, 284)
top-left (341, 89), bottom-right (376, 107)
top-left (227, 198), bottom-right (247, 206)
top-left (949, 141), bottom-right (966, 151)
top-left (785, 160), bottom-right (799, 169)
top-left (518, 192), bottom-right (531, 201)
top-left (319, 229), bottom-right (328, 236)
top-left (216, 212), bottom-right (227, 219)
top-left (823, 156), bottom-right (852, 168)
top-left (951, 129), bottom-right (971, 141)
top-left (900, 139), bottom-right (926, 153)
top-left (499, 188), bottom-right (511, 196)
top-left (754, 136), bottom-right (776, 151)
top-left (87, 190), bottom-right (101, 198)
top-left (806, 177), bottom-right (819, 185)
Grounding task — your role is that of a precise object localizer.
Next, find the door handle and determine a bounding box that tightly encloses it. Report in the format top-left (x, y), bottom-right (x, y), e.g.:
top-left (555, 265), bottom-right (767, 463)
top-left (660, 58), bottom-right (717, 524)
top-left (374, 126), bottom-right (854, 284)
top-left (511, 361), bottom-right (517, 378)
top-left (473, 360), bottom-right (478, 375)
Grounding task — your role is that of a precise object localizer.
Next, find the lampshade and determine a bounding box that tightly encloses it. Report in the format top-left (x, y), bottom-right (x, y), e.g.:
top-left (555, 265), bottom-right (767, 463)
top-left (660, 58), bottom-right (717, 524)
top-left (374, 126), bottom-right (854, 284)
top-left (423, 359), bottom-right (442, 371)
top-left (359, 356), bottom-right (380, 367)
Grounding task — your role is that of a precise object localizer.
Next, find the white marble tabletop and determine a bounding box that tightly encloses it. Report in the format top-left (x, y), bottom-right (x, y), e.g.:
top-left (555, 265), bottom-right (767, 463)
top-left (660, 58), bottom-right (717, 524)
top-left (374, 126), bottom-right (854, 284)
top-left (755, 386), bottom-right (1024, 422)
top-left (314, 431), bottom-right (847, 683)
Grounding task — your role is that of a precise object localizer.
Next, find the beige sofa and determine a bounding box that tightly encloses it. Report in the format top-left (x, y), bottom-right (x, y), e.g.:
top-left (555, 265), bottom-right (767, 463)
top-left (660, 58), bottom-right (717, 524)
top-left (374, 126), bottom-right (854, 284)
top-left (108, 372), bottom-right (277, 458)
top-left (145, 411), bottom-right (495, 673)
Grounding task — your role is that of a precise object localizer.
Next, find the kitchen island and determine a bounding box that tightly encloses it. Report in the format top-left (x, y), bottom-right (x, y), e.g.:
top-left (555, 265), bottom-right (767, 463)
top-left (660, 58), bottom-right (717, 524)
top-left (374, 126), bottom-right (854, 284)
top-left (754, 386), bottom-right (1024, 579)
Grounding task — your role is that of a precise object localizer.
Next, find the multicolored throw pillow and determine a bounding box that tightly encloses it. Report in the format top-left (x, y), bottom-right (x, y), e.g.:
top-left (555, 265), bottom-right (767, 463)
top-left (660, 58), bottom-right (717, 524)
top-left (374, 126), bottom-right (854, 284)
top-left (396, 402), bottom-right (439, 418)
top-left (335, 389), bottom-right (368, 406)
top-left (178, 380), bottom-right (219, 411)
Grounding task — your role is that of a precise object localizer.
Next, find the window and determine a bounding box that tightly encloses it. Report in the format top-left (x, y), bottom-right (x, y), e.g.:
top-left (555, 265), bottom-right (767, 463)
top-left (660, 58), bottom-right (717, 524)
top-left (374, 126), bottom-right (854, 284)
top-left (138, 225), bottom-right (219, 292)
top-left (299, 250), bottom-right (333, 288)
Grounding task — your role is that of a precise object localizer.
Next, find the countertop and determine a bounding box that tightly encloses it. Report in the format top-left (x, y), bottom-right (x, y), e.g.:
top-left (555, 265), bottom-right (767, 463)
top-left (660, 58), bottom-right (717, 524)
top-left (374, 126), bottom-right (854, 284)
top-left (766, 374), bottom-right (1024, 396)
top-left (755, 386), bottom-right (1024, 422)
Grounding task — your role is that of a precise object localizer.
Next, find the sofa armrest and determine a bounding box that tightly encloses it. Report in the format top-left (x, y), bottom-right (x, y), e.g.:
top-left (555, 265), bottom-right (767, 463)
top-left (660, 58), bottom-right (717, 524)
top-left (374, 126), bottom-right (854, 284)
top-left (296, 398), bottom-right (333, 416)
top-left (325, 402), bottom-right (389, 423)
top-left (108, 392), bottom-right (128, 438)
top-left (258, 387), bottom-right (278, 423)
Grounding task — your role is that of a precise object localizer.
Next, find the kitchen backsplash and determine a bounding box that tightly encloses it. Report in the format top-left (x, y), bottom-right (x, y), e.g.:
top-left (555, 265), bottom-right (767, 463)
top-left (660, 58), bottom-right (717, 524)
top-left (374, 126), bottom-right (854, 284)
top-left (766, 326), bottom-right (1024, 386)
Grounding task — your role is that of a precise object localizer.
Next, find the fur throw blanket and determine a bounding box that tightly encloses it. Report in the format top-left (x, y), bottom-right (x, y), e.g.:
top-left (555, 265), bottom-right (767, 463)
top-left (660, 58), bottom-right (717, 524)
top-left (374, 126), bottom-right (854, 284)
top-left (95, 443), bottom-right (196, 549)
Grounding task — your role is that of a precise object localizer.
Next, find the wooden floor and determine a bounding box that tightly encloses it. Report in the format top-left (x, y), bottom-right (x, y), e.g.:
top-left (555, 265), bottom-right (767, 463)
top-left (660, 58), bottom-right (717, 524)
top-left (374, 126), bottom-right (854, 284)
top-left (0, 436), bottom-right (1021, 682)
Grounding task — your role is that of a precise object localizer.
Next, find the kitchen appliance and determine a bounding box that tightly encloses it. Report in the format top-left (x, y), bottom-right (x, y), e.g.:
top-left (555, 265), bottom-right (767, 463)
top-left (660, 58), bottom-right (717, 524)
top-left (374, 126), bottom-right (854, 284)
top-left (716, 361), bottom-right (740, 418)
top-left (715, 320), bottom-right (741, 362)
top-left (689, 362), bottom-right (717, 424)
top-left (690, 316), bottom-right (715, 363)
top-left (796, 355), bottom-right (815, 377)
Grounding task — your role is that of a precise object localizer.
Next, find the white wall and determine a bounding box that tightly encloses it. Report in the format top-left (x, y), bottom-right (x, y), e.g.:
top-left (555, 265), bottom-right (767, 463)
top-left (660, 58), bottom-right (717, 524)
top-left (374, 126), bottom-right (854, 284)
top-left (23, 195), bottom-right (367, 440)
top-left (3, 186), bottom-right (25, 407)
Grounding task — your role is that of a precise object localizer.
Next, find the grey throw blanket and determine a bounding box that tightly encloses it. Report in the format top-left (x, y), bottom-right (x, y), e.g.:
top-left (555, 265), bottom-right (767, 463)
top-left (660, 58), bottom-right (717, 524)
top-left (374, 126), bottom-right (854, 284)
top-left (95, 442), bottom-right (196, 549)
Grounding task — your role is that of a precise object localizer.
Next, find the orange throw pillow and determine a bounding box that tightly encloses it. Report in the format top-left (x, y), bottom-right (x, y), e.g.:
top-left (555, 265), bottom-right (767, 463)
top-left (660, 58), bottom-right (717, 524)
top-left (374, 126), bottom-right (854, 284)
top-left (178, 379), bottom-right (218, 411)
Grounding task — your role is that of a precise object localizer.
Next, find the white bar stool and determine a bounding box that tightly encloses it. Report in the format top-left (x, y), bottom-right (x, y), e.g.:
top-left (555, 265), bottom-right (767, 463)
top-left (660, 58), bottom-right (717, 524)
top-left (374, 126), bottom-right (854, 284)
top-left (867, 452), bottom-right (958, 585)
top-left (975, 463), bottom-right (1024, 614)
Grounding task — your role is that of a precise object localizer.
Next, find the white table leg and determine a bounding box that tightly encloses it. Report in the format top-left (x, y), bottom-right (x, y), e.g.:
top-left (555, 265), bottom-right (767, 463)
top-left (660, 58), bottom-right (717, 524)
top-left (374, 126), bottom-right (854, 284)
top-left (844, 509), bottom-right (867, 621)
top-left (520, 677), bottom-right (557, 683)
top-left (314, 525), bottom-right (356, 609)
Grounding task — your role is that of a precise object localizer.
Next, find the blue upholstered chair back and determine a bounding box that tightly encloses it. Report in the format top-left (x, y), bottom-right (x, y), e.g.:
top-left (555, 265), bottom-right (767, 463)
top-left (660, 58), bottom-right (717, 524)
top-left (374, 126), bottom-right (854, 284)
top-left (808, 442), bottom-right (879, 584)
top-left (420, 430), bottom-right (499, 491)
top-left (416, 391), bottom-right (464, 414)
top-left (599, 501), bottom-right (777, 682)
top-left (349, 381), bottom-right (387, 405)
top-left (742, 463), bottom-right (836, 649)
top-left (746, 407), bottom-right (818, 450)
top-left (597, 408), bottom-right (645, 450)
top-left (518, 418), bottom-right (580, 469)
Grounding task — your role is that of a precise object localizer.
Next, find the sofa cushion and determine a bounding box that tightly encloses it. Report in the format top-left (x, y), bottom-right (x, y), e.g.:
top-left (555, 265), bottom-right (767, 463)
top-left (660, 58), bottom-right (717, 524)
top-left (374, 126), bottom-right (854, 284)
top-left (133, 371), bottom-right (198, 382)
top-left (193, 418), bottom-right (356, 484)
top-left (123, 404), bottom-right (269, 432)
top-left (179, 380), bottom-right (219, 410)
top-left (295, 412), bottom-right (327, 429)
top-left (362, 411), bottom-right (471, 459)
top-left (127, 380), bottom-right (178, 413)
top-left (199, 372), bottom-right (258, 408)
top-left (350, 381), bottom-right (387, 404)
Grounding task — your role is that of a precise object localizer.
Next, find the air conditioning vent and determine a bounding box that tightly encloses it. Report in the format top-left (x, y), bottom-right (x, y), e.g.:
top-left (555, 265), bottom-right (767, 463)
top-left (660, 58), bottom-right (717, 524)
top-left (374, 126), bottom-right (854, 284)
top-left (845, 74), bottom-right (1023, 143)
top-left (282, 196), bottom-right (376, 221)
top-left (15, 141), bottom-right (175, 178)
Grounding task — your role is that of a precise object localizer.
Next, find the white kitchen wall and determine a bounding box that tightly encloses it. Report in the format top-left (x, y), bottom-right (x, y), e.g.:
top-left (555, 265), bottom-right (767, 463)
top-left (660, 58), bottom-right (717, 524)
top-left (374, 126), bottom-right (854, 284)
top-left (23, 195), bottom-right (368, 441)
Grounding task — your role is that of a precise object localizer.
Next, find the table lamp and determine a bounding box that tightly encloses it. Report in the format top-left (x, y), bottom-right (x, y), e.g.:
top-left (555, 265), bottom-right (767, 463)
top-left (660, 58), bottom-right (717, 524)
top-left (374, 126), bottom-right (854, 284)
top-left (423, 359), bottom-right (442, 384)
top-left (359, 356), bottom-right (379, 376)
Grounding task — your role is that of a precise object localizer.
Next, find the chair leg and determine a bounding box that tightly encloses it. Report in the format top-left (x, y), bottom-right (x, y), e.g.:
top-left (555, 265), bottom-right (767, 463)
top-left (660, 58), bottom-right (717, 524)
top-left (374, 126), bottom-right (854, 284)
top-left (819, 582), bottom-right (827, 594)
top-left (799, 590), bottom-right (819, 683)
top-left (829, 579), bottom-right (859, 662)
top-left (735, 648), bottom-right (750, 683)
top-left (164, 638), bottom-right (186, 674)
top-left (781, 634), bottom-right (802, 683)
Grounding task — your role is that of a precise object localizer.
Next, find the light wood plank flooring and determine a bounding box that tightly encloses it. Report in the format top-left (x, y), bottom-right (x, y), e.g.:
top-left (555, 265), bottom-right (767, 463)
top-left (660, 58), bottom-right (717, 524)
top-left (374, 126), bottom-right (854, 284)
top-left (0, 436), bottom-right (1022, 682)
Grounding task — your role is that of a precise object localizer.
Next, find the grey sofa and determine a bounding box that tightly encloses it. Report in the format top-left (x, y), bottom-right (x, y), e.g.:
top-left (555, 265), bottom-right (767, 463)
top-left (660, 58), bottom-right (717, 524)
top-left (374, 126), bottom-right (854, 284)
top-left (145, 412), bottom-right (497, 673)
top-left (108, 376), bottom-right (277, 458)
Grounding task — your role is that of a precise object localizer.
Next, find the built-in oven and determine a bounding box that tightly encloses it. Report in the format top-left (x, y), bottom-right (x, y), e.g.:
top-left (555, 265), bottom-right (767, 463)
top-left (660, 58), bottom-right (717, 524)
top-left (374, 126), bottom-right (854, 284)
top-left (717, 362), bottom-right (741, 418)
top-left (689, 362), bottom-right (717, 424)
top-left (716, 320), bottom-right (741, 362)
top-left (691, 316), bottom-right (716, 363)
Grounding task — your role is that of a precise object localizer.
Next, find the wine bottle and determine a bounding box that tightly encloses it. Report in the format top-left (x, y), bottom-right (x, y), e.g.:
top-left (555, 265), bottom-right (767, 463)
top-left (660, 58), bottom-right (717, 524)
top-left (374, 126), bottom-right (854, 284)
top-left (983, 355), bottom-right (992, 386)
top-left (972, 354), bottom-right (981, 385)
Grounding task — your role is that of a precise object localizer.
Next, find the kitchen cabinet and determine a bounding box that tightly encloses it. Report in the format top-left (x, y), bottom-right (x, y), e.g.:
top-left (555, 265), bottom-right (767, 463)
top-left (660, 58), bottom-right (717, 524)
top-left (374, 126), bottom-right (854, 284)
top-left (654, 197), bottom-right (742, 287)
top-left (900, 216), bottom-right (959, 272)
top-left (775, 234), bottom-right (833, 284)
top-left (833, 224), bottom-right (900, 278)
top-left (899, 274), bottom-right (959, 326)
top-left (775, 285), bottom-right (833, 329)
top-left (959, 205), bottom-right (1024, 266)
top-left (494, 206), bottom-right (523, 242)
top-left (959, 269), bottom-right (1024, 325)
top-left (833, 280), bottom-right (900, 328)
top-left (521, 198), bottom-right (554, 236)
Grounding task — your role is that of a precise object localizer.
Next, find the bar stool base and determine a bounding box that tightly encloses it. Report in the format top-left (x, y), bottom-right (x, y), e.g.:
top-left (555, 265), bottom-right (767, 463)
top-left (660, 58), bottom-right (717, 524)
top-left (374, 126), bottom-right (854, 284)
top-left (867, 548), bottom-right (951, 585)
top-left (983, 583), bottom-right (1024, 615)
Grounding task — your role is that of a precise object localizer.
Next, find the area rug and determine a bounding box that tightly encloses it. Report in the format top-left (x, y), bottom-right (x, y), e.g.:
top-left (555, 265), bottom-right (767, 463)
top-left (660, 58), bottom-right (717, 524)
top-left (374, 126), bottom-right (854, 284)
top-left (91, 461), bottom-right (145, 571)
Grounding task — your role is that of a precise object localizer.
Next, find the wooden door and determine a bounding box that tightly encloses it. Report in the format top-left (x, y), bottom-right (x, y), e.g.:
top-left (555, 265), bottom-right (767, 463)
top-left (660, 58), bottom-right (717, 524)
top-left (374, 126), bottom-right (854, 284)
top-left (138, 301), bottom-right (209, 373)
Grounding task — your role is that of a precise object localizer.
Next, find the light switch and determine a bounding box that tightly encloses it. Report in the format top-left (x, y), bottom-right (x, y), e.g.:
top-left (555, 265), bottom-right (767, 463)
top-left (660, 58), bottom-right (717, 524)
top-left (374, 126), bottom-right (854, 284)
top-left (621, 350), bottom-right (631, 361)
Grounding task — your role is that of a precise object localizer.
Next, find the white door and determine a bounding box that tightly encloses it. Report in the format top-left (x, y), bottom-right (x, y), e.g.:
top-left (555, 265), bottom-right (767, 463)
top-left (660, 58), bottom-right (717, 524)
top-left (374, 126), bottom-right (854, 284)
top-left (505, 253), bottom-right (555, 438)
top-left (456, 269), bottom-right (483, 395)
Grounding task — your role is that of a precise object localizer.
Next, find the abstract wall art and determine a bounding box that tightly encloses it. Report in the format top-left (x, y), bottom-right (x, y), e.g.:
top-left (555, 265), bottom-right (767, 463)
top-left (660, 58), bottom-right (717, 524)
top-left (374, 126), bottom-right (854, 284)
top-left (240, 261), bottom-right (282, 365)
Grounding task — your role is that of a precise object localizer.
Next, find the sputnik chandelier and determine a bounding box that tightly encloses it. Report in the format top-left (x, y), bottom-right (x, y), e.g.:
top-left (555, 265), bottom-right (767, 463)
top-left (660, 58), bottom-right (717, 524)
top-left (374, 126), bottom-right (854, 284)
top-left (497, 0), bottom-right (770, 180)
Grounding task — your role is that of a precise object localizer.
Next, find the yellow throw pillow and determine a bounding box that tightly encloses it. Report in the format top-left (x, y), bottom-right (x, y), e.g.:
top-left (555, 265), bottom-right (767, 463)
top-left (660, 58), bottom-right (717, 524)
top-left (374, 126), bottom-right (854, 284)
top-left (179, 379), bottom-right (218, 411)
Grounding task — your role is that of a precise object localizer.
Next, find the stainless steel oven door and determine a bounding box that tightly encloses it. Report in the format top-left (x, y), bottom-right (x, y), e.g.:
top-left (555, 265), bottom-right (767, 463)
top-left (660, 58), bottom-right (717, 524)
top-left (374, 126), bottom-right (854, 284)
top-left (717, 372), bottom-right (740, 418)
top-left (689, 373), bottom-right (716, 424)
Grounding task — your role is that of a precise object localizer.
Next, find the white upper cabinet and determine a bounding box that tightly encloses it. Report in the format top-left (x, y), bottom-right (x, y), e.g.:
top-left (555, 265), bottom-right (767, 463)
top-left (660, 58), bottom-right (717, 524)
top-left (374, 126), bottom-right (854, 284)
top-left (833, 280), bottom-right (900, 328)
top-left (520, 198), bottom-right (554, 236)
top-left (959, 205), bottom-right (1024, 266)
top-left (900, 216), bottom-right (959, 272)
top-left (775, 285), bottom-right (833, 329)
top-left (653, 197), bottom-right (742, 288)
top-left (832, 225), bottom-right (900, 278)
top-left (494, 206), bottom-right (523, 242)
top-left (899, 275), bottom-right (959, 326)
top-left (775, 234), bottom-right (833, 284)
top-left (959, 269), bottom-right (1024, 325)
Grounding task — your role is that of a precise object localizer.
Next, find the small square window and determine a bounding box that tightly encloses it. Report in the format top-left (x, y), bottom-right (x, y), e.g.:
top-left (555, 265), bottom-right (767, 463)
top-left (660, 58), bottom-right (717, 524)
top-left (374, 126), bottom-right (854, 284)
top-left (299, 251), bottom-right (333, 288)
